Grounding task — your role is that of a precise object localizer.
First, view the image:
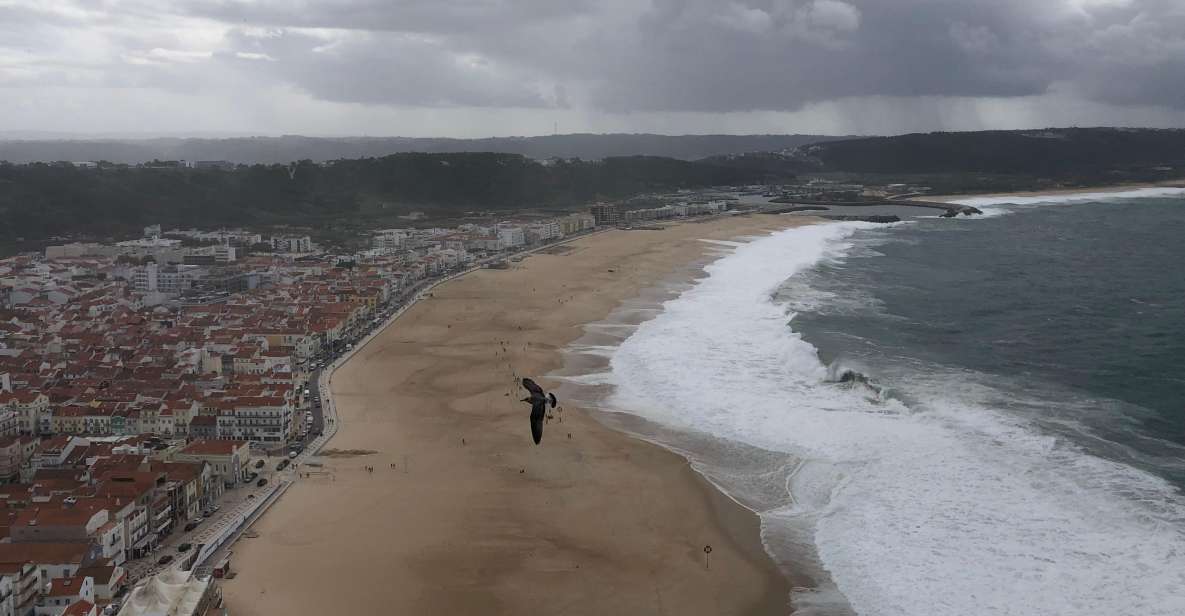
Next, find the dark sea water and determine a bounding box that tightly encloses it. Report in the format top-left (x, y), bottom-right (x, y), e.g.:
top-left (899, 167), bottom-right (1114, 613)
top-left (595, 189), bottom-right (1185, 615)
top-left (790, 195), bottom-right (1185, 485)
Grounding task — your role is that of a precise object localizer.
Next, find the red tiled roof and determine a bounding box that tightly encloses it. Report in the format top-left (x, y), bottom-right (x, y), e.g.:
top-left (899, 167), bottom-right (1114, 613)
top-left (179, 439), bottom-right (247, 456)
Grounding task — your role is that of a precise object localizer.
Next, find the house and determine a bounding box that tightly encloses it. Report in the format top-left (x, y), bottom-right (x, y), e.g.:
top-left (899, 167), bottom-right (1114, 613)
top-left (0, 542), bottom-right (98, 586)
top-left (60, 600), bottom-right (96, 616)
top-left (230, 397), bottom-right (293, 445)
top-left (0, 437), bottom-right (32, 484)
top-left (187, 415), bottom-right (217, 441)
top-left (91, 484), bottom-right (153, 560)
top-left (146, 461), bottom-right (204, 523)
top-left (0, 575), bottom-right (16, 616)
top-left (74, 565), bottom-right (124, 604)
top-left (0, 392), bottom-right (49, 435)
top-left (35, 576), bottom-right (93, 616)
top-left (174, 440), bottom-right (249, 489)
top-left (33, 438), bottom-right (87, 471)
top-left (0, 410), bottom-right (17, 438)
top-left (17, 508), bottom-right (97, 549)
top-left (0, 561), bottom-right (40, 616)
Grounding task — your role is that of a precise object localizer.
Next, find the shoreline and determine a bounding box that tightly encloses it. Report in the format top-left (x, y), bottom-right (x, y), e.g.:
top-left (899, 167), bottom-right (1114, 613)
top-left (927, 178), bottom-right (1185, 202)
top-left (220, 214), bottom-right (813, 615)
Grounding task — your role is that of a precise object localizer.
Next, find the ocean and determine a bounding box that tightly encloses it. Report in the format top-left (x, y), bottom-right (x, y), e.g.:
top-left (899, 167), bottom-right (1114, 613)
top-left (560, 188), bottom-right (1185, 616)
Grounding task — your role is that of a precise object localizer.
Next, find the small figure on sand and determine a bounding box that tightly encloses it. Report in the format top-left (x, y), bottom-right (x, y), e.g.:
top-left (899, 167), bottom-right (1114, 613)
top-left (520, 377), bottom-right (558, 445)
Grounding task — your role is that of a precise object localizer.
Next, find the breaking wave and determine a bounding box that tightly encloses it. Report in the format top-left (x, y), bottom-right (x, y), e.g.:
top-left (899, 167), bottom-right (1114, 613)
top-left (604, 222), bottom-right (1185, 616)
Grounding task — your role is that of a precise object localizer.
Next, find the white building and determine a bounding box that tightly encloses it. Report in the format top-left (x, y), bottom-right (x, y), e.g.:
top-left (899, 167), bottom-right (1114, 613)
top-left (0, 576), bottom-right (14, 616)
top-left (496, 225), bottom-right (525, 249)
top-left (131, 264), bottom-right (203, 295)
top-left (35, 576), bottom-right (94, 616)
top-left (270, 236), bottom-right (312, 253)
top-left (525, 221), bottom-right (561, 243)
top-left (372, 230), bottom-right (409, 253)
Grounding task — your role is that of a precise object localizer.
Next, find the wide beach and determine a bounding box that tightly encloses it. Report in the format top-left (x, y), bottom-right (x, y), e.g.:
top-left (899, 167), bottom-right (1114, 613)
top-left (221, 214), bottom-right (812, 615)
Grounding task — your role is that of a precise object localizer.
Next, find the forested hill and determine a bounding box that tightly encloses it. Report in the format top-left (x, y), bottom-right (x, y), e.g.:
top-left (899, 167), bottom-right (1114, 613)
top-left (0, 133), bottom-right (850, 165)
top-left (0, 153), bottom-right (771, 244)
top-left (800, 128), bottom-right (1185, 175)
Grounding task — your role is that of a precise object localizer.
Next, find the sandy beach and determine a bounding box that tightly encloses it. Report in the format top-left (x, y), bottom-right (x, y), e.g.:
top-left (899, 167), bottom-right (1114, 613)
top-left (221, 214), bottom-right (812, 615)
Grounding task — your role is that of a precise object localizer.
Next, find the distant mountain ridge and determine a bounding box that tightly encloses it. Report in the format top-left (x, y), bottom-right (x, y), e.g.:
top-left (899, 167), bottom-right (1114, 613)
top-left (0, 133), bottom-right (853, 164)
top-left (799, 127), bottom-right (1185, 175)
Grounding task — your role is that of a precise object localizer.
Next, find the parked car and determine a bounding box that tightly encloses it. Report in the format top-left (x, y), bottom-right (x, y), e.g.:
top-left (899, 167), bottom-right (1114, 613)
top-left (178, 543), bottom-right (193, 552)
top-left (184, 521), bottom-right (200, 532)
top-left (254, 459), bottom-right (265, 469)
top-left (276, 459), bottom-right (290, 471)
top-left (257, 477), bottom-right (268, 487)
top-left (157, 555), bottom-right (174, 565)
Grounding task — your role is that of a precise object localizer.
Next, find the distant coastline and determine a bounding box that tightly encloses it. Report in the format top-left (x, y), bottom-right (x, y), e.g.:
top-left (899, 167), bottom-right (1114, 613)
top-left (926, 177), bottom-right (1185, 202)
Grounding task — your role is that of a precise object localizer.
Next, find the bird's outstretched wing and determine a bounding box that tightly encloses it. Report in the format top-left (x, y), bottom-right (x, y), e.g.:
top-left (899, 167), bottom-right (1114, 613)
top-left (521, 377), bottom-right (544, 396)
top-left (530, 400), bottom-right (546, 444)
top-left (548, 393), bottom-right (557, 408)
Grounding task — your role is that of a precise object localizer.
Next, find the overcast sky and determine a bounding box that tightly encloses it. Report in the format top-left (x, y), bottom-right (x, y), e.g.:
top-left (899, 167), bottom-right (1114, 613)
top-left (3, 0), bottom-right (1185, 137)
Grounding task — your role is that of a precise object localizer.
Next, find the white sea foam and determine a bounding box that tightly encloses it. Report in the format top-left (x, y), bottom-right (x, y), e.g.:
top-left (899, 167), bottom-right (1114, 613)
top-left (607, 223), bottom-right (1185, 616)
top-left (951, 186), bottom-right (1185, 217)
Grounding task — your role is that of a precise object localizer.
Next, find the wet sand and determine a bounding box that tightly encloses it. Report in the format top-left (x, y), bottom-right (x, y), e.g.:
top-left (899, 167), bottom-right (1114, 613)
top-left (221, 214), bottom-right (814, 616)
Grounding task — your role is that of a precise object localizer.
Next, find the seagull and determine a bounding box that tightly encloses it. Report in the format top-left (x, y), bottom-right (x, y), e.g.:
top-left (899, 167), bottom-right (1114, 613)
top-left (520, 377), bottom-right (557, 444)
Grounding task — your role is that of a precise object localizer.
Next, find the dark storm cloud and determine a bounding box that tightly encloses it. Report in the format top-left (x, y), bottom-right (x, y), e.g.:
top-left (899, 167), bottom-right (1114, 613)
top-left (178, 0), bottom-right (1185, 112)
top-left (3, 0), bottom-right (1185, 119)
top-left (575, 0), bottom-right (1185, 112)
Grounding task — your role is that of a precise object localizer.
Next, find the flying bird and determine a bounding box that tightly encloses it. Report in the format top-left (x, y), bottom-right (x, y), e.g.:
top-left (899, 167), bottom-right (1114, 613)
top-left (520, 377), bottom-right (557, 444)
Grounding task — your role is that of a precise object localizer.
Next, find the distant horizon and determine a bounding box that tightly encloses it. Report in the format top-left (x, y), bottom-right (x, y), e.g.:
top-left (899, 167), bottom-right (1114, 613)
top-left (3, 126), bottom-right (1182, 143)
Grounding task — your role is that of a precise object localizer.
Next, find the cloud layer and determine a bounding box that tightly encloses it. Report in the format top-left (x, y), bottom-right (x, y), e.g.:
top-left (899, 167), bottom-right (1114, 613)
top-left (2, 0), bottom-right (1185, 135)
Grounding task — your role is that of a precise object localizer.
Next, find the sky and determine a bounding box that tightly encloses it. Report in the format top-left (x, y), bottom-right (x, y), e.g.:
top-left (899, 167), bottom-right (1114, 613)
top-left (2, 0), bottom-right (1185, 138)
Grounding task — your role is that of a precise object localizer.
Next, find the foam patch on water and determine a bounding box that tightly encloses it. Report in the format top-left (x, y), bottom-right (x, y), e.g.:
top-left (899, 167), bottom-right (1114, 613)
top-left (950, 186), bottom-right (1185, 217)
top-left (607, 223), bottom-right (1185, 616)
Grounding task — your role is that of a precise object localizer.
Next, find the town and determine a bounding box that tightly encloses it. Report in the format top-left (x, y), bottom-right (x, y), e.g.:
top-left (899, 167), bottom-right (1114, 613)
top-left (0, 195), bottom-right (742, 616)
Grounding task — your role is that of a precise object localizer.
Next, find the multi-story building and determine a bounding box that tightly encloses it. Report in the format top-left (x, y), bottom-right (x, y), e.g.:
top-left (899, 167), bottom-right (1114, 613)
top-left (37, 575), bottom-right (95, 615)
top-left (0, 392), bottom-right (49, 435)
top-left (557, 213), bottom-right (595, 235)
top-left (270, 236), bottom-right (312, 253)
top-left (0, 575), bottom-right (14, 616)
top-left (0, 410), bottom-right (17, 437)
top-left (0, 561), bottom-right (40, 616)
top-left (525, 221), bottom-right (561, 243)
top-left (10, 505), bottom-right (110, 545)
top-left (174, 440), bottom-right (250, 489)
top-left (372, 230), bottom-right (408, 253)
top-left (131, 263), bottom-right (203, 295)
top-left (590, 203), bottom-right (623, 226)
top-left (0, 437), bottom-right (25, 483)
top-left (230, 397), bottom-right (294, 445)
top-left (496, 225), bottom-right (525, 249)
